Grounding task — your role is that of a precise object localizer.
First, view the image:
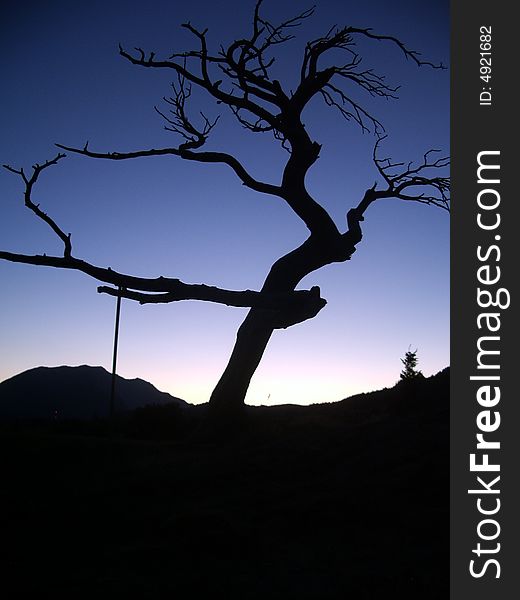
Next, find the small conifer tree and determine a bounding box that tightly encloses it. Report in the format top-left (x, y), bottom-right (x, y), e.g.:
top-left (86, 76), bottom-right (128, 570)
top-left (400, 348), bottom-right (423, 381)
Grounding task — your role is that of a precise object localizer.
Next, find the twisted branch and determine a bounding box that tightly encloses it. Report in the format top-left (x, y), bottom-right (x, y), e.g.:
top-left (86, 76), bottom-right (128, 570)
top-left (1, 155), bottom-right (325, 321)
top-left (3, 153), bottom-right (71, 256)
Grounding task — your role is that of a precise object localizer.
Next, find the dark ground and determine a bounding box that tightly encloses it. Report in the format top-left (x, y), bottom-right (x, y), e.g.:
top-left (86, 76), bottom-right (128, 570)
top-left (0, 370), bottom-right (448, 598)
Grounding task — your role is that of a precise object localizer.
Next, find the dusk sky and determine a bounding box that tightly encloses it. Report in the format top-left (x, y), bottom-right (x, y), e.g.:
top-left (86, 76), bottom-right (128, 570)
top-left (0, 0), bottom-right (449, 406)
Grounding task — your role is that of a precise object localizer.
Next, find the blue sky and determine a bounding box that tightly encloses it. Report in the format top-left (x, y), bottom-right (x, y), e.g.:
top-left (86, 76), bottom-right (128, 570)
top-left (0, 0), bottom-right (449, 405)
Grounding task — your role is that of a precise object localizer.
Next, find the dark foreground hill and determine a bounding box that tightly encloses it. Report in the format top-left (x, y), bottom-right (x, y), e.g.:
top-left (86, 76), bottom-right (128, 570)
top-left (0, 365), bottom-right (186, 420)
top-left (0, 368), bottom-right (449, 599)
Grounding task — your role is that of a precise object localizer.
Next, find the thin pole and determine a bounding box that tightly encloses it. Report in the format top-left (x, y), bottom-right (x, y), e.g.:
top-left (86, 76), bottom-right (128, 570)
top-left (110, 287), bottom-right (123, 418)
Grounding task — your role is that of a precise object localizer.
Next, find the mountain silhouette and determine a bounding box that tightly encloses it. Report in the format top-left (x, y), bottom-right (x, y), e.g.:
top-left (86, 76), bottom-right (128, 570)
top-left (0, 365), bottom-right (186, 420)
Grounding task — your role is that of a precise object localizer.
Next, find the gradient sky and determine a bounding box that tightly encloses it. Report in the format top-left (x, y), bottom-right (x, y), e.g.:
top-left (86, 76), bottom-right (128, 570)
top-left (0, 0), bottom-right (449, 406)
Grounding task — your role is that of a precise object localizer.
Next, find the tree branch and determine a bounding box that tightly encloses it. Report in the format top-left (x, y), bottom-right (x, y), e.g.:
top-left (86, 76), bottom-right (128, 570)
top-left (347, 28), bottom-right (446, 70)
top-left (372, 135), bottom-right (450, 211)
top-left (55, 143), bottom-right (282, 198)
top-left (293, 24), bottom-right (444, 130)
top-left (320, 83), bottom-right (384, 134)
top-left (118, 43), bottom-right (281, 132)
top-left (3, 153), bottom-right (71, 257)
top-left (0, 152), bottom-right (323, 316)
top-left (155, 69), bottom-right (220, 151)
top-left (0, 250), bottom-right (325, 312)
top-left (337, 135), bottom-right (450, 258)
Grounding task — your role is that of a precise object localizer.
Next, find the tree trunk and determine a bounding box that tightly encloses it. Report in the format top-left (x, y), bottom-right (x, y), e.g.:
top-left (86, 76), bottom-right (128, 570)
top-left (209, 230), bottom-right (358, 411)
top-left (208, 307), bottom-right (276, 412)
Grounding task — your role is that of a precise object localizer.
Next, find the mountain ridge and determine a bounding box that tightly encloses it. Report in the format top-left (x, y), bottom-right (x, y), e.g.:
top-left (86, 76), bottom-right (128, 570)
top-left (0, 364), bottom-right (186, 420)
top-left (0, 364), bottom-right (449, 422)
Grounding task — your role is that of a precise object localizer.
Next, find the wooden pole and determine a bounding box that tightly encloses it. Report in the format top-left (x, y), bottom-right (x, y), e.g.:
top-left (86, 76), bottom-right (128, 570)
top-left (110, 287), bottom-right (123, 418)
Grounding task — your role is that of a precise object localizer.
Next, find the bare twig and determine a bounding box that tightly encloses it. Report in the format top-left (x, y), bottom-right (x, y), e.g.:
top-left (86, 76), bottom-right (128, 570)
top-left (372, 135), bottom-right (450, 211)
top-left (155, 70), bottom-right (220, 150)
top-left (3, 153), bottom-right (71, 256)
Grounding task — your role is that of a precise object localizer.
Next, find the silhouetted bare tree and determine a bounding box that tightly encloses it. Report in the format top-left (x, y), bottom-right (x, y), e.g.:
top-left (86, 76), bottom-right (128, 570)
top-left (1, 1), bottom-right (449, 413)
